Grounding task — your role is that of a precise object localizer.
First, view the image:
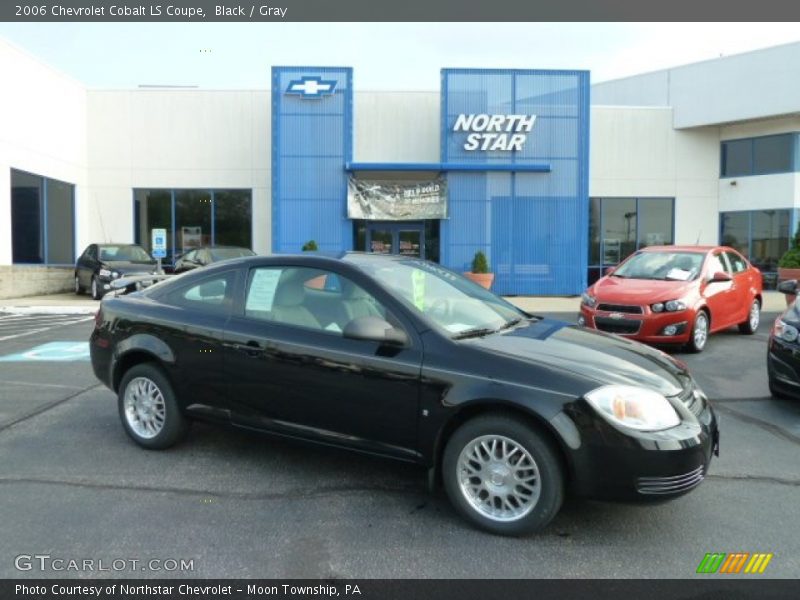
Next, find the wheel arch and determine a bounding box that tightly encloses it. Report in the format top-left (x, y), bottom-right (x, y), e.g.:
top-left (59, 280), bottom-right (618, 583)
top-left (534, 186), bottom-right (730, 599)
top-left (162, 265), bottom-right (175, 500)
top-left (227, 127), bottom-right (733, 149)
top-left (112, 335), bottom-right (176, 392)
top-left (430, 400), bottom-right (574, 490)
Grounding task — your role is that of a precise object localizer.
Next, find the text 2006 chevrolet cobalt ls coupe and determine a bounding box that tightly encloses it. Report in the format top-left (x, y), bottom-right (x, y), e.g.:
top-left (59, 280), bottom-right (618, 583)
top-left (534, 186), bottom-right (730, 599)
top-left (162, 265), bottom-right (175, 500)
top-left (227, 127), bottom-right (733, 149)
top-left (91, 253), bottom-right (719, 536)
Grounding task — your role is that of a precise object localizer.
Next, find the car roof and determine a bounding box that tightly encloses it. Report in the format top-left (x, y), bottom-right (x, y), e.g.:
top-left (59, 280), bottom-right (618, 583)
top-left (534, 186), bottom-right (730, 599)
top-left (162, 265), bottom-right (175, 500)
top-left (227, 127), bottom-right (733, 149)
top-left (638, 245), bottom-right (735, 254)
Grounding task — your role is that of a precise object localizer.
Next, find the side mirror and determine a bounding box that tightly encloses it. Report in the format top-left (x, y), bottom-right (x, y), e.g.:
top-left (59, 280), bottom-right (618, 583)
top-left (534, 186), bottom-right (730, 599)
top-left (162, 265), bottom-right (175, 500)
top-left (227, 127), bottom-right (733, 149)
top-left (343, 316), bottom-right (408, 346)
top-left (709, 271), bottom-right (732, 283)
top-left (777, 279), bottom-right (798, 295)
top-left (604, 266), bottom-right (616, 275)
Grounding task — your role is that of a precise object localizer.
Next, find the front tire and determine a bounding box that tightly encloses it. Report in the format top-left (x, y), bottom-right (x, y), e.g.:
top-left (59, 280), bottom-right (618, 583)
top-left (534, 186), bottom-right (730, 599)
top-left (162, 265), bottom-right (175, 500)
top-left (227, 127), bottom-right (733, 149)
top-left (74, 275), bottom-right (82, 295)
top-left (118, 363), bottom-right (188, 449)
top-left (442, 414), bottom-right (564, 536)
top-left (91, 276), bottom-right (103, 300)
top-left (686, 310), bottom-right (709, 353)
top-left (738, 299), bottom-right (760, 334)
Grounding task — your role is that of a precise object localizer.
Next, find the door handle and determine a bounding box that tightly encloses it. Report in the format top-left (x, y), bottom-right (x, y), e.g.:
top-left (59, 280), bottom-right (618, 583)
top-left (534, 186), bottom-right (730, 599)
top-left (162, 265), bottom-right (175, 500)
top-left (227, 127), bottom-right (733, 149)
top-left (241, 340), bottom-right (263, 357)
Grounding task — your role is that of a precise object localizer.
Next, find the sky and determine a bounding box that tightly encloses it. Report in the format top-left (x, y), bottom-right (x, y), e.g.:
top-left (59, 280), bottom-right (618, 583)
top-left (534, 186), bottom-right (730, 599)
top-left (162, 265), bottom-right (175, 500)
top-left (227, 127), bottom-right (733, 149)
top-left (0, 22), bottom-right (799, 89)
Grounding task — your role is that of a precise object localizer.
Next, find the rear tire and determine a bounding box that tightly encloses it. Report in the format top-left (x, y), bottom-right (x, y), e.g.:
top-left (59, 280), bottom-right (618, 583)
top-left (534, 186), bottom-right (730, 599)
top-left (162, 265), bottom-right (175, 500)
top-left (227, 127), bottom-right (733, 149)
top-left (442, 414), bottom-right (564, 536)
top-left (738, 299), bottom-right (760, 334)
top-left (118, 363), bottom-right (188, 450)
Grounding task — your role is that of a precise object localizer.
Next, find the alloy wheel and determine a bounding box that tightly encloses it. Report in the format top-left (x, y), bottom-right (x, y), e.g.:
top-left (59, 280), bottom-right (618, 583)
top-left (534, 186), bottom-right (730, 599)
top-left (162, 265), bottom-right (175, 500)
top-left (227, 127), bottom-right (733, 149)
top-left (749, 301), bottom-right (760, 331)
top-left (693, 312), bottom-right (708, 351)
top-left (123, 377), bottom-right (166, 439)
top-left (456, 434), bottom-right (542, 522)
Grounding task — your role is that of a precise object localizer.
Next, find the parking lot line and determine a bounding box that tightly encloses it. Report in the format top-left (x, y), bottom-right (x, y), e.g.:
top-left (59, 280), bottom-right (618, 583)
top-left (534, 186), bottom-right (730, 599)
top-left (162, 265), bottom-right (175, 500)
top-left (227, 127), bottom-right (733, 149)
top-left (0, 315), bottom-right (93, 342)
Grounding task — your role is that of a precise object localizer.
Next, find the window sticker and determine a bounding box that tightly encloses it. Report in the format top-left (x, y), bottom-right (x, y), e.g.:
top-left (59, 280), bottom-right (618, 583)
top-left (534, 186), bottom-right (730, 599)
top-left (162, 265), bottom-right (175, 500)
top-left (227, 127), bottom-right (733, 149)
top-left (412, 269), bottom-right (426, 310)
top-left (665, 268), bottom-right (693, 281)
top-left (246, 269), bottom-right (282, 312)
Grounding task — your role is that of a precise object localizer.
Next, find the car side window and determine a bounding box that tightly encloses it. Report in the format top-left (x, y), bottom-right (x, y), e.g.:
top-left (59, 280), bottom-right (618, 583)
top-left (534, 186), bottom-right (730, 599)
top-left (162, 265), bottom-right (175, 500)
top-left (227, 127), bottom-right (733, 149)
top-left (162, 271), bottom-right (236, 313)
top-left (725, 251), bottom-right (748, 274)
top-left (88, 245), bottom-right (97, 261)
top-left (244, 266), bottom-right (393, 336)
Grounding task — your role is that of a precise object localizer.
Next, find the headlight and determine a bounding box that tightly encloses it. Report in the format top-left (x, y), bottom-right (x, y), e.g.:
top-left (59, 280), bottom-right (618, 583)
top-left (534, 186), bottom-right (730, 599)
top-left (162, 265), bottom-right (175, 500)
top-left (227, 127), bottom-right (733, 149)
top-left (98, 268), bottom-right (111, 278)
top-left (585, 385), bottom-right (681, 431)
top-left (775, 320), bottom-right (799, 342)
top-left (581, 292), bottom-right (597, 308)
top-left (665, 300), bottom-right (687, 312)
top-left (111, 271), bottom-right (120, 279)
top-left (652, 299), bottom-right (686, 312)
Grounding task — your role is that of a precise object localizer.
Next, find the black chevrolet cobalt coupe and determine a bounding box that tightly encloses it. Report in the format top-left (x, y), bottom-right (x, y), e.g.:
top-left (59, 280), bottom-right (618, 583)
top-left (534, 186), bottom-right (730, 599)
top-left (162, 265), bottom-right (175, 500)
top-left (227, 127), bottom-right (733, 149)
top-left (90, 253), bottom-right (719, 536)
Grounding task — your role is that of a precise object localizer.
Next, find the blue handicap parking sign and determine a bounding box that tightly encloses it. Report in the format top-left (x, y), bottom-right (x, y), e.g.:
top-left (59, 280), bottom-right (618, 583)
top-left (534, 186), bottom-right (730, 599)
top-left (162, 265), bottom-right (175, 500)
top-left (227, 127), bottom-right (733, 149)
top-left (0, 342), bottom-right (90, 362)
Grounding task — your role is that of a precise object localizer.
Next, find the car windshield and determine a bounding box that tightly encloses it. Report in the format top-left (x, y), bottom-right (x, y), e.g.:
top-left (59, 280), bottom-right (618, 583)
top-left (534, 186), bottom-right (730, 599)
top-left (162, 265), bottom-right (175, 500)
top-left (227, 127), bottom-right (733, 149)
top-left (99, 245), bottom-right (153, 262)
top-left (613, 251), bottom-right (704, 281)
top-left (210, 248), bottom-right (255, 261)
top-left (347, 256), bottom-right (528, 337)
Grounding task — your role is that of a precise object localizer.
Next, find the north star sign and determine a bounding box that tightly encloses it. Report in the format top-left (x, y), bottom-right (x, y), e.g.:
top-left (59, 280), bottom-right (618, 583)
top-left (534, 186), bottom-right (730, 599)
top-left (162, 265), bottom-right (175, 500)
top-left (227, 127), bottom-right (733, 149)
top-left (453, 113), bottom-right (537, 151)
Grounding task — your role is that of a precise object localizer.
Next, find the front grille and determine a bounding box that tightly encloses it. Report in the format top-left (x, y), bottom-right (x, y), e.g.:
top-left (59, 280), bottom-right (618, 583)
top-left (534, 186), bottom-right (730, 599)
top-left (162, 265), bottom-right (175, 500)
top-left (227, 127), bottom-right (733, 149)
top-left (594, 316), bottom-right (641, 335)
top-left (636, 465), bottom-right (705, 495)
top-left (597, 303), bottom-right (643, 314)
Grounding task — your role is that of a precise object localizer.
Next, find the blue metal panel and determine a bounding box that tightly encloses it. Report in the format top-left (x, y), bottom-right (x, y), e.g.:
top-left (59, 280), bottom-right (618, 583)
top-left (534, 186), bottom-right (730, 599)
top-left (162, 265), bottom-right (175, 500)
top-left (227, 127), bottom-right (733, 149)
top-left (346, 162), bottom-right (551, 172)
top-left (440, 69), bottom-right (590, 295)
top-left (272, 66), bottom-right (353, 254)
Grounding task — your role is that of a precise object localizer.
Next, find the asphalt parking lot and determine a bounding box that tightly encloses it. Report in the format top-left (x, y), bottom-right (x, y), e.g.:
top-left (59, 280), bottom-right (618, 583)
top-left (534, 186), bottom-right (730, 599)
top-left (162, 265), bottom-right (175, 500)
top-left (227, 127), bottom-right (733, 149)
top-left (0, 308), bottom-right (798, 579)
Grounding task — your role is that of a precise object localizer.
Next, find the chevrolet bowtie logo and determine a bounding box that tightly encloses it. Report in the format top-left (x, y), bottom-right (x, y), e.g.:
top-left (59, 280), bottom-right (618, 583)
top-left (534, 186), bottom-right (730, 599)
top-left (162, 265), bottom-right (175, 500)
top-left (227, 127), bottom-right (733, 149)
top-left (285, 76), bottom-right (337, 98)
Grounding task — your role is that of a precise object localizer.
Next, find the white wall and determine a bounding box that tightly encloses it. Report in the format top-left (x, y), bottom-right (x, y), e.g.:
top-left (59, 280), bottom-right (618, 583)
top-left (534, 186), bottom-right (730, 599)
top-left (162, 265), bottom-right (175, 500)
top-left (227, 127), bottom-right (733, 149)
top-left (590, 106), bottom-right (721, 245)
top-left (354, 91), bottom-right (439, 163)
top-left (0, 38), bottom-right (87, 265)
top-left (85, 89), bottom-right (271, 254)
top-left (593, 42), bottom-right (800, 130)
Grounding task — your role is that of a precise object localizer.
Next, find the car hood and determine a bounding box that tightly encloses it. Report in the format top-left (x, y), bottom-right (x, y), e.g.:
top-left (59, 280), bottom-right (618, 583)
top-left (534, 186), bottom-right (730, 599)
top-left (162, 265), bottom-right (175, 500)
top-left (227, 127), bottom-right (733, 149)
top-left (591, 276), bottom-right (695, 304)
top-left (102, 261), bottom-right (156, 273)
top-left (466, 318), bottom-right (690, 397)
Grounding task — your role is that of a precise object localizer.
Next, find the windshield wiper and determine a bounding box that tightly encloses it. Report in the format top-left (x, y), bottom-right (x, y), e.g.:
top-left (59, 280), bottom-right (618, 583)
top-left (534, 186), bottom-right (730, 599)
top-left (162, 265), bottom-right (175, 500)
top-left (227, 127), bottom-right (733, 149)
top-left (452, 327), bottom-right (498, 340)
top-left (499, 318), bottom-right (523, 331)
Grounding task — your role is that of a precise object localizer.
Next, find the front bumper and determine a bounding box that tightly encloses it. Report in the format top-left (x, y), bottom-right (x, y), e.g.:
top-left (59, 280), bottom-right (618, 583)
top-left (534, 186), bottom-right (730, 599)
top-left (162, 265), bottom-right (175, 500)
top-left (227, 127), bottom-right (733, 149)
top-left (767, 334), bottom-right (800, 398)
top-left (561, 390), bottom-right (718, 502)
top-left (579, 305), bottom-right (693, 344)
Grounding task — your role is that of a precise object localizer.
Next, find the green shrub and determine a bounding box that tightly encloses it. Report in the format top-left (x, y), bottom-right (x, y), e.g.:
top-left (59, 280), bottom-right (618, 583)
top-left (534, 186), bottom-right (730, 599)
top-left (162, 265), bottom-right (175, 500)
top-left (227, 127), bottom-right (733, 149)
top-left (778, 248), bottom-right (800, 269)
top-left (471, 251), bottom-right (490, 274)
top-left (301, 240), bottom-right (318, 252)
top-left (778, 226), bottom-right (800, 268)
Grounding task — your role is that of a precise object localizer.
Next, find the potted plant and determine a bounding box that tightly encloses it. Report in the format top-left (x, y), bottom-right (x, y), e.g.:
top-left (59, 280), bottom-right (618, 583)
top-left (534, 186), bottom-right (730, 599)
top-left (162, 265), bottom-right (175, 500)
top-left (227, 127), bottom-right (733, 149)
top-left (464, 250), bottom-right (495, 290)
top-left (777, 226), bottom-right (800, 305)
top-left (301, 240), bottom-right (326, 288)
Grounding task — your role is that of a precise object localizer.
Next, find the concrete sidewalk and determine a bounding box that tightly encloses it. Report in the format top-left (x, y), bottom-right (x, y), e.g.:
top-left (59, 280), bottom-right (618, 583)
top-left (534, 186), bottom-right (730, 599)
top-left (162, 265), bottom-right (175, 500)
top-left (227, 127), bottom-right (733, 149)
top-left (0, 290), bottom-right (789, 315)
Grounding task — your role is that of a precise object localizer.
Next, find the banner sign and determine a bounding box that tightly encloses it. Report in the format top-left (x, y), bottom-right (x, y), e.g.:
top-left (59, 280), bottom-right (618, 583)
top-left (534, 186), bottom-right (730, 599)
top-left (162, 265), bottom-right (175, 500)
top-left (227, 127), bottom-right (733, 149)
top-left (347, 177), bottom-right (447, 220)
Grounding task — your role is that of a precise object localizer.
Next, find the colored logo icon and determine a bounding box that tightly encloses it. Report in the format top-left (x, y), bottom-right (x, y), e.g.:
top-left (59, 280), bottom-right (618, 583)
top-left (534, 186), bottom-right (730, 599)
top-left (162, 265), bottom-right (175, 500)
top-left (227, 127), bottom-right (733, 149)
top-left (696, 552), bottom-right (773, 574)
top-left (285, 76), bottom-right (337, 98)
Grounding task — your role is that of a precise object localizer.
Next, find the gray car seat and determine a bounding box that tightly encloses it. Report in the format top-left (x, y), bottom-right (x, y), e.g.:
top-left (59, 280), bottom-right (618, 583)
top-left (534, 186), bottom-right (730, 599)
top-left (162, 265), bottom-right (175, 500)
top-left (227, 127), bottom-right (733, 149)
top-left (271, 276), bottom-right (321, 329)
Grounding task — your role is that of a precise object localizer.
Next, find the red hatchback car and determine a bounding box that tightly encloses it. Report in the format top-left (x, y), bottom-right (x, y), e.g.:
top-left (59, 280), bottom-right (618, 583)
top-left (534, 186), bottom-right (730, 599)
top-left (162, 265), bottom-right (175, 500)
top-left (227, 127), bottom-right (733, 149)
top-left (579, 246), bottom-right (762, 352)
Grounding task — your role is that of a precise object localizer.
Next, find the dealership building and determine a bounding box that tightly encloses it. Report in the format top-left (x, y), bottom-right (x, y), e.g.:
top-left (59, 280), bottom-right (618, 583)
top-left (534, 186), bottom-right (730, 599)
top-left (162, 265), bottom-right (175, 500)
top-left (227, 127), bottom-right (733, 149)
top-left (2, 39), bottom-right (800, 298)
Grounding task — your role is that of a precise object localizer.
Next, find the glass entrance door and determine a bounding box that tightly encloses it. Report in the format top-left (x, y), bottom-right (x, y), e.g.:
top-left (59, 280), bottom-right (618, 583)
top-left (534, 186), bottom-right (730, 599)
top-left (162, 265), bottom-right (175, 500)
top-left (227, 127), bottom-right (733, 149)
top-left (366, 222), bottom-right (425, 259)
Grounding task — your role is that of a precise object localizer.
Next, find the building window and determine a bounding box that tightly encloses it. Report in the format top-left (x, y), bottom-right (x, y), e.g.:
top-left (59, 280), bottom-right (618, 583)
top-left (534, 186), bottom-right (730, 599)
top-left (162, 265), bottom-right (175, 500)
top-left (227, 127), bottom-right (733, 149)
top-left (10, 169), bottom-right (75, 265)
top-left (588, 197), bottom-right (674, 285)
top-left (134, 189), bottom-right (253, 263)
top-left (720, 209), bottom-right (794, 289)
top-left (721, 133), bottom-right (797, 177)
